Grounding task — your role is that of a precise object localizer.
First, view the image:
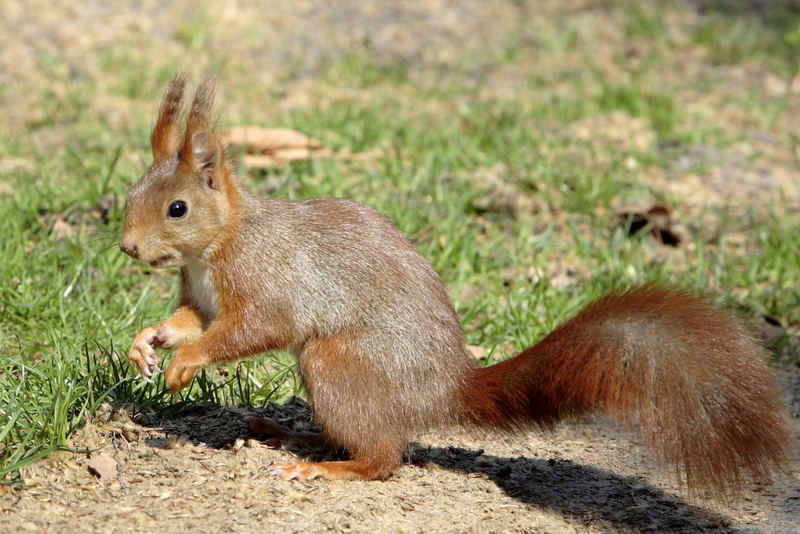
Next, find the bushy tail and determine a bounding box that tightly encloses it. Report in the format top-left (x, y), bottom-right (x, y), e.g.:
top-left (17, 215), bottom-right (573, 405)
top-left (461, 285), bottom-right (790, 500)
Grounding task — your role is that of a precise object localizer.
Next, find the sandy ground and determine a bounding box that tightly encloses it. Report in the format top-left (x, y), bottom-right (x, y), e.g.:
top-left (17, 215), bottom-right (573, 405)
top-left (1, 367), bottom-right (798, 534)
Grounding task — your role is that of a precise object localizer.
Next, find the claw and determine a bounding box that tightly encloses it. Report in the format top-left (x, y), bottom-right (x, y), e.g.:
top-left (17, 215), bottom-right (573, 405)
top-left (144, 351), bottom-right (162, 368)
top-left (129, 326), bottom-right (160, 380)
top-left (128, 324), bottom-right (174, 383)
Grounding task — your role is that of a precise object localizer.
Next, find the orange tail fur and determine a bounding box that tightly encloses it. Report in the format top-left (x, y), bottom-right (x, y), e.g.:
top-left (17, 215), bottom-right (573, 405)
top-left (462, 285), bottom-right (790, 499)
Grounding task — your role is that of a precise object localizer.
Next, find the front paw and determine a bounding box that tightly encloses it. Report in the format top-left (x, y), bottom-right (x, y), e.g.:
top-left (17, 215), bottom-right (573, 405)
top-left (154, 325), bottom-right (178, 349)
top-left (128, 327), bottom-right (163, 381)
top-left (164, 346), bottom-right (206, 393)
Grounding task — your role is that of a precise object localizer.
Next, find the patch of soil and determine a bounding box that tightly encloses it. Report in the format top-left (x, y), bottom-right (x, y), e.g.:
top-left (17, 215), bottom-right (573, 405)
top-left (2, 367), bottom-right (798, 533)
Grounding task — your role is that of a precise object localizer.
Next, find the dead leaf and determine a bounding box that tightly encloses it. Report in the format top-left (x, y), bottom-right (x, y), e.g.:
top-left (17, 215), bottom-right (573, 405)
top-left (88, 451), bottom-right (117, 481)
top-left (222, 126), bottom-right (330, 168)
top-left (614, 204), bottom-right (685, 247)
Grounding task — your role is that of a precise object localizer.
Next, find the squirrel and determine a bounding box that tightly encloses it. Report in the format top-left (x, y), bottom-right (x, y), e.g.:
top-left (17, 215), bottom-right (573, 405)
top-left (120, 74), bottom-right (790, 500)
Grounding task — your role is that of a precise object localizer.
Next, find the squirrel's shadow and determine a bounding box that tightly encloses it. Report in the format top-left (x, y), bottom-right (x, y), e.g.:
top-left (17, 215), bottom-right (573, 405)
top-left (140, 400), bottom-right (737, 533)
top-left (409, 444), bottom-right (735, 532)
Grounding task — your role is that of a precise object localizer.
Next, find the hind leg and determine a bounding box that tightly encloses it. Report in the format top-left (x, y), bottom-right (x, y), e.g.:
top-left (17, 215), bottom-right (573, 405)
top-left (268, 334), bottom-right (407, 481)
top-left (253, 409), bottom-right (404, 480)
top-left (269, 440), bottom-right (403, 481)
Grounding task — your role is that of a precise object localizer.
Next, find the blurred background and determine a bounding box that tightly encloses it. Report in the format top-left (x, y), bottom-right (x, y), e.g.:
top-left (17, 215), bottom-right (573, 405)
top-left (2, 1), bottom-right (799, 207)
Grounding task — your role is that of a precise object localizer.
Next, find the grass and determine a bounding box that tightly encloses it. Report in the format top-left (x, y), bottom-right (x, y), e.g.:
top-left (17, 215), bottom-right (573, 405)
top-left (693, 5), bottom-right (800, 74)
top-left (1, 0), bottom-right (800, 484)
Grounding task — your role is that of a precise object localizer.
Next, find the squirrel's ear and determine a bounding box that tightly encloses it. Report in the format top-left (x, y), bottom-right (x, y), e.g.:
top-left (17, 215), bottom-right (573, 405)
top-left (180, 74), bottom-right (224, 189)
top-left (189, 130), bottom-right (223, 190)
top-left (151, 73), bottom-right (187, 162)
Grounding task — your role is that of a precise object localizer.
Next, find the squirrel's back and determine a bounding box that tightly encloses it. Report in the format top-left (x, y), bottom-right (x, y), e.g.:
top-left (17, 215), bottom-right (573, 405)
top-left (229, 197), bottom-right (465, 345)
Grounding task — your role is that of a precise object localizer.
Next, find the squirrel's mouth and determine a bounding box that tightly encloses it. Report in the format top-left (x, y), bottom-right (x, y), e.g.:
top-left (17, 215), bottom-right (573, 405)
top-left (149, 255), bottom-right (175, 268)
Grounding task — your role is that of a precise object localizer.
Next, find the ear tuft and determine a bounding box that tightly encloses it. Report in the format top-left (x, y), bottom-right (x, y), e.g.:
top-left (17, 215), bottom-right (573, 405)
top-left (151, 73), bottom-right (187, 162)
top-left (180, 74), bottom-right (223, 187)
top-left (185, 74), bottom-right (217, 138)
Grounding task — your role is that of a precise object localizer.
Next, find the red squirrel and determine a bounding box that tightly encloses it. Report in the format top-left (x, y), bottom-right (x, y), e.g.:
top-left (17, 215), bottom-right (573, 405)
top-left (120, 74), bottom-right (790, 499)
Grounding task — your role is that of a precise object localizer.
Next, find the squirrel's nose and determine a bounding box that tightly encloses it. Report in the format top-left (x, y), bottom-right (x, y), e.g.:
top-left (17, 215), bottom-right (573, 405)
top-left (120, 239), bottom-right (139, 259)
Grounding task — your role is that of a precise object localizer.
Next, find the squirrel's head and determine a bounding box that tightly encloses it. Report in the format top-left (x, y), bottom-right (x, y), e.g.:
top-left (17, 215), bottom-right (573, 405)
top-left (120, 74), bottom-right (236, 268)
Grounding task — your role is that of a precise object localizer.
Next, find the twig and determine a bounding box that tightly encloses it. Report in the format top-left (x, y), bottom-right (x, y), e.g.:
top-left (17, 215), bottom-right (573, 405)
top-left (112, 433), bottom-right (129, 496)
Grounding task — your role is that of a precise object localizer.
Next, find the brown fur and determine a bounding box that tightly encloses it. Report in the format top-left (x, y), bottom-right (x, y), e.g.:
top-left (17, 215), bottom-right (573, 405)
top-left (151, 74), bottom-right (186, 162)
top-left (121, 75), bottom-right (791, 501)
top-left (462, 286), bottom-right (790, 499)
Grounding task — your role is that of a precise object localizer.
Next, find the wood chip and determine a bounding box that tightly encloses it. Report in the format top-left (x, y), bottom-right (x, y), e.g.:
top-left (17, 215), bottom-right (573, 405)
top-left (87, 452), bottom-right (118, 481)
top-left (222, 126), bottom-right (330, 168)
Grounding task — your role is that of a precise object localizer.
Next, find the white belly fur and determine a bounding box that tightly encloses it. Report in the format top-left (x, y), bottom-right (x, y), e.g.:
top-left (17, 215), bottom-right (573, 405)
top-left (185, 260), bottom-right (218, 321)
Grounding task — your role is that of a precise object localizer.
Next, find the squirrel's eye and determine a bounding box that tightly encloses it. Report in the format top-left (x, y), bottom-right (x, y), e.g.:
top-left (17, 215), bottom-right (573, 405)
top-left (167, 200), bottom-right (188, 219)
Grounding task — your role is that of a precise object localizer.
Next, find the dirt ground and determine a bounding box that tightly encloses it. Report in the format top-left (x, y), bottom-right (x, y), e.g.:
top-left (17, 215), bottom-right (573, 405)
top-left (1, 366), bottom-right (798, 534)
top-left (2, 1), bottom-right (800, 532)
